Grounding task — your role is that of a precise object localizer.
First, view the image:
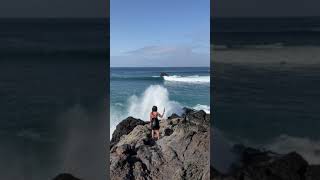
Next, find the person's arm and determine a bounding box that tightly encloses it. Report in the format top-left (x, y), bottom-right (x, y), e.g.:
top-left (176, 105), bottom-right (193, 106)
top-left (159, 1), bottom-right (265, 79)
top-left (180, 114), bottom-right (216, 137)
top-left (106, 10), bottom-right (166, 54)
top-left (149, 113), bottom-right (153, 128)
top-left (158, 108), bottom-right (165, 118)
top-left (158, 113), bottom-right (163, 118)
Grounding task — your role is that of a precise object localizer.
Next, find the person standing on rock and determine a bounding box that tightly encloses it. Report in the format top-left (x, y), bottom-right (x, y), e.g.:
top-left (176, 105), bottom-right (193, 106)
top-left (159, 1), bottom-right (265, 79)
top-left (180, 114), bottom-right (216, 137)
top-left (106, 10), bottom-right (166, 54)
top-left (150, 106), bottom-right (165, 140)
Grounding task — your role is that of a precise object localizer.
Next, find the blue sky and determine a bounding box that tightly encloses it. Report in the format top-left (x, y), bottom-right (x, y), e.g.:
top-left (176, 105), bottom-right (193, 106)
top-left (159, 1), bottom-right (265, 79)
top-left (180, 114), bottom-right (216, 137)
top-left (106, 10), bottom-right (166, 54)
top-left (110, 0), bottom-right (210, 67)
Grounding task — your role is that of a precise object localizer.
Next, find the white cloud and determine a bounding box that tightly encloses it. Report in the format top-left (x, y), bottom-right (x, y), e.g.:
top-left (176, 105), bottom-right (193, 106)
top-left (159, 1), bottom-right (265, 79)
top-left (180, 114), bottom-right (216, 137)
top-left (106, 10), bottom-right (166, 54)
top-left (111, 45), bottom-right (209, 67)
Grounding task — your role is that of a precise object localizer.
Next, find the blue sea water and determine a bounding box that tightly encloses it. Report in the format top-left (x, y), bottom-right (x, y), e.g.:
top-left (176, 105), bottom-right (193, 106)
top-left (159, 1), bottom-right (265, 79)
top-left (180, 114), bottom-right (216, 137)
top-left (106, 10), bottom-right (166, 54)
top-left (0, 19), bottom-right (108, 180)
top-left (110, 67), bottom-right (210, 136)
top-left (211, 17), bottom-right (320, 171)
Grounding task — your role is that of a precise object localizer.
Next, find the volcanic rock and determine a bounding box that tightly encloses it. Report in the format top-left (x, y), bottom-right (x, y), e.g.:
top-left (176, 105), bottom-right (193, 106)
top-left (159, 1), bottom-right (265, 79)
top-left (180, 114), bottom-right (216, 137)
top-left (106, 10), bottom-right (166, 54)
top-left (160, 72), bottom-right (169, 77)
top-left (110, 109), bottom-right (210, 180)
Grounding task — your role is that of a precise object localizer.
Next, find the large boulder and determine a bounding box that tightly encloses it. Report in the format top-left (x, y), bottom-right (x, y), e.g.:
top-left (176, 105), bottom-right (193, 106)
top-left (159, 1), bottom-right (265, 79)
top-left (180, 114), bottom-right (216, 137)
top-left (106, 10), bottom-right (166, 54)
top-left (182, 108), bottom-right (209, 126)
top-left (110, 116), bottom-right (147, 148)
top-left (52, 173), bottom-right (81, 180)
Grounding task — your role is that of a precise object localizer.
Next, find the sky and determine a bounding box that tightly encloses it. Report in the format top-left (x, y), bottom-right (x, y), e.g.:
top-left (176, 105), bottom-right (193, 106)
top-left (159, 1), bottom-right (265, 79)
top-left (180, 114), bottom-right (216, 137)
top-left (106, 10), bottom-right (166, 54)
top-left (110, 0), bottom-right (210, 67)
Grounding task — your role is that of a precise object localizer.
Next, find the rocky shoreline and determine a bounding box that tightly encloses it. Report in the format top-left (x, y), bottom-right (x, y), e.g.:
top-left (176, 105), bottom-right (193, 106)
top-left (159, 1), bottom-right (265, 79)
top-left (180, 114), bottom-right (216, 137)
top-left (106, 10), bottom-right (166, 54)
top-left (52, 106), bottom-right (320, 180)
top-left (110, 108), bottom-right (210, 180)
top-left (212, 144), bottom-right (320, 180)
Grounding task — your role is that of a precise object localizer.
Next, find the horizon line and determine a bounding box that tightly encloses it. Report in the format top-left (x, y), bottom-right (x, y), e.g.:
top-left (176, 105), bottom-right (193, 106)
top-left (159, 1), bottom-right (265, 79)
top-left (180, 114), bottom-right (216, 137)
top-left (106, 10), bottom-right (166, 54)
top-left (110, 66), bottom-right (210, 68)
top-left (0, 17), bottom-right (109, 19)
top-left (211, 15), bottom-right (320, 19)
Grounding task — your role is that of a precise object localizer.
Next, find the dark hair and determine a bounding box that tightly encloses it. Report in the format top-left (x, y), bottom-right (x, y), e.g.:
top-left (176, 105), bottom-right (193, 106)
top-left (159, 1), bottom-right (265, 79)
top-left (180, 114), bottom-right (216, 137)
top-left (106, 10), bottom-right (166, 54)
top-left (152, 106), bottom-right (157, 112)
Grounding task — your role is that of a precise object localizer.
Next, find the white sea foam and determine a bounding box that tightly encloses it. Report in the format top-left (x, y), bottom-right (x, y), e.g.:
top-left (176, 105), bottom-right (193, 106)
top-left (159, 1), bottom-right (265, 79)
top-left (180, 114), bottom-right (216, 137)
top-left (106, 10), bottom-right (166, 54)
top-left (110, 85), bottom-right (184, 138)
top-left (163, 75), bottom-right (210, 83)
top-left (193, 104), bottom-right (210, 114)
top-left (127, 85), bottom-right (184, 122)
top-left (115, 103), bottom-right (124, 107)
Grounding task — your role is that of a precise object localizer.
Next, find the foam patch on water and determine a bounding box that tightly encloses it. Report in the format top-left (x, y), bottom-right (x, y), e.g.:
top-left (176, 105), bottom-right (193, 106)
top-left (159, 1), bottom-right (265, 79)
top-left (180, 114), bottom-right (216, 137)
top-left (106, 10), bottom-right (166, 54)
top-left (163, 75), bottom-right (210, 83)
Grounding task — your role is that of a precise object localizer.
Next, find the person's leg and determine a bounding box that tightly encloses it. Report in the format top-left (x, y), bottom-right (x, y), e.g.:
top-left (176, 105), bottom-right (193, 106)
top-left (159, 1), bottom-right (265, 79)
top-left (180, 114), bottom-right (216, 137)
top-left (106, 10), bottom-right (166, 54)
top-left (151, 130), bottom-right (154, 139)
top-left (156, 130), bottom-right (160, 140)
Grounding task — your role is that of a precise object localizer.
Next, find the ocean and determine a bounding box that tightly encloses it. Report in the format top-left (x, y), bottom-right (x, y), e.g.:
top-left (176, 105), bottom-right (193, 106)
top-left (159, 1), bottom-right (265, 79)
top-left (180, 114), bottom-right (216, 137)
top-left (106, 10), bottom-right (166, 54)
top-left (0, 19), bottom-right (108, 180)
top-left (211, 17), bottom-right (320, 172)
top-left (110, 67), bottom-right (210, 137)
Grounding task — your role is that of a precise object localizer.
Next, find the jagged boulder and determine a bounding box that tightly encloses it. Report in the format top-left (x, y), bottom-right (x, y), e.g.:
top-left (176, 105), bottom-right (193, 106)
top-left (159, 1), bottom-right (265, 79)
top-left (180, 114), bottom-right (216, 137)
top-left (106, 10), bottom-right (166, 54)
top-left (52, 173), bottom-right (81, 180)
top-left (182, 108), bottom-right (209, 126)
top-left (110, 116), bottom-right (147, 148)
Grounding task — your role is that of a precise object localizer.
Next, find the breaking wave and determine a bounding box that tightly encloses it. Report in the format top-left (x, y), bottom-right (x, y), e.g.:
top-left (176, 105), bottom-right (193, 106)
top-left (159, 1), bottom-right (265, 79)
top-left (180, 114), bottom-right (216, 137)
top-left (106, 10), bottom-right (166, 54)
top-left (163, 75), bottom-right (210, 83)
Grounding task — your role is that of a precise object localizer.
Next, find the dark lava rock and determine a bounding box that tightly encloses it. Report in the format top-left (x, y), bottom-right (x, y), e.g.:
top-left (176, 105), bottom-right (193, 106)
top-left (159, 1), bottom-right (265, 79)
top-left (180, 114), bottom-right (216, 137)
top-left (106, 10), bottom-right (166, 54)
top-left (52, 173), bottom-right (81, 180)
top-left (160, 72), bottom-right (169, 77)
top-left (182, 108), bottom-right (209, 126)
top-left (164, 128), bottom-right (174, 136)
top-left (182, 107), bottom-right (195, 116)
top-left (110, 116), bottom-right (146, 148)
top-left (167, 113), bottom-right (180, 119)
top-left (305, 165), bottom-right (320, 180)
top-left (115, 144), bottom-right (134, 156)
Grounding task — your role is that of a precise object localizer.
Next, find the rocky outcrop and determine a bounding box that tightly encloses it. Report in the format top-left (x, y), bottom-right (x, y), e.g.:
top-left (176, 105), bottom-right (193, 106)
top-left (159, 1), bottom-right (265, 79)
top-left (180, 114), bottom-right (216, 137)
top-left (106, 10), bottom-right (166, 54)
top-left (211, 144), bottom-right (320, 180)
top-left (111, 117), bottom-right (147, 148)
top-left (110, 109), bottom-right (210, 180)
top-left (52, 173), bottom-right (81, 180)
top-left (160, 72), bottom-right (169, 77)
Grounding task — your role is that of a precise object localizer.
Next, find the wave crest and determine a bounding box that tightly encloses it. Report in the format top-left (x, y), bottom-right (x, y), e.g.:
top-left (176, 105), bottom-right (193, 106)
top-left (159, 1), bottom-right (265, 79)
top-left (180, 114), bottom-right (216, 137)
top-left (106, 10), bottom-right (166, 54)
top-left (193, 104), bottom-right (210, 114)
top-left (163, 75), bottom-right (210, 83)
